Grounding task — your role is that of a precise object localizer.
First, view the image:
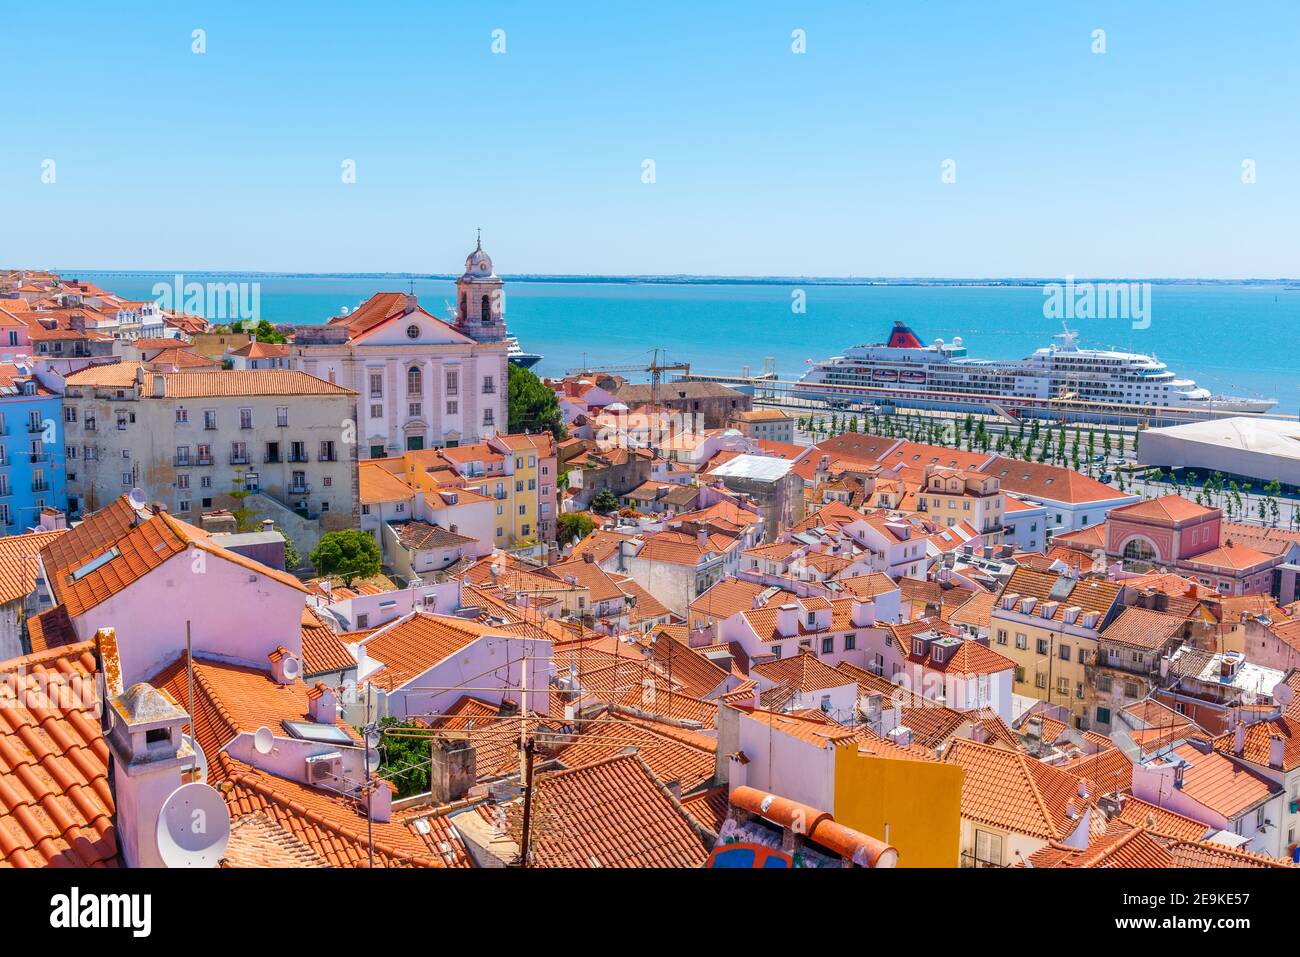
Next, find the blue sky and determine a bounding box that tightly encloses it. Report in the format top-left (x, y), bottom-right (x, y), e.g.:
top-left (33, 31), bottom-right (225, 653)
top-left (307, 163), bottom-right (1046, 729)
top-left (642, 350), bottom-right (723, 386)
top-left (2, 1), bottom-right (1296, 277)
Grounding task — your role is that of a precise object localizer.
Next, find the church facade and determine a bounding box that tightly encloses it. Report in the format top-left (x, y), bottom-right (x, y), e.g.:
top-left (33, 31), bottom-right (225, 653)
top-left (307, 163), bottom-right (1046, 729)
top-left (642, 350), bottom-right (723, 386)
top-left (289, 239), bottom-right (510, 459)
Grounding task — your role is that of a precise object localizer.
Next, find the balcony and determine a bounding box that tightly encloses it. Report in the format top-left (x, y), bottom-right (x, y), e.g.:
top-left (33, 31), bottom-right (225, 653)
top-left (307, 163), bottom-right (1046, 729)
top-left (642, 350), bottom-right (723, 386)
top-left (288, 483), bottom-right (312, 496)
top-left (288, 453), bottom-right (309, 464)
top-left (264, 454), bottom-right (282, 464)
top-left (229, 453), bottom-right (250, 465)
top-left (196, 454), bottom-right (213, 466)
top-left (319, 453), bottom-right (337, 463)
top-left (26, 422), bottom-right (43, 434)
top-left (31, 482), bottom-right (49, 493)
top-left (174, 455), bottom-right (193, 467)
top-left (28, 452), bottom-right (50, 463)
top-left (0, 488), bottom-right (11, 498)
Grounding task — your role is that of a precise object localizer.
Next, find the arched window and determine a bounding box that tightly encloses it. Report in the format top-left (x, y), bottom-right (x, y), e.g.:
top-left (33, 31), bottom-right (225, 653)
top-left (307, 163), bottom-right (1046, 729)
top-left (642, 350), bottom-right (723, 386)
top-left (1122, 538), bottom-right (1156, 563)
top-left (407, 365), bottom-right (422, 397)
top-left (481, 294), bottom-right (492, 324)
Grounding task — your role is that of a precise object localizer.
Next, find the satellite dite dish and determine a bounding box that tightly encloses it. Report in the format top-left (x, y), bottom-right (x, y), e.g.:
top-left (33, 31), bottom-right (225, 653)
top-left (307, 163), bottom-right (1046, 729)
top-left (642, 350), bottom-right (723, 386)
top-left (182, 733), bottom-right (209, 783)
top-left (156, 782), bottom-right (230, 868)
top-left (128, 487), bottom-right (148, 509)
top-left (1274, 681), bottom-right (1295, 707)
top-left (253, 726), bottom-right (275, 755)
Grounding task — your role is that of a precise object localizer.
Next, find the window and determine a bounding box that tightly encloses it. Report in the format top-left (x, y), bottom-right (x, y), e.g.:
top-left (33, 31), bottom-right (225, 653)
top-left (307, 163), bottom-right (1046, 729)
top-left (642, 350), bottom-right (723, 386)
top-left (407, 366), bottom-right (422, 396)
top-left (844, 634), bottom-right (855, 651)
top-left (446, 400), bottom-right (458, 415)
top-left (408, 402), bottom-right (421, 417)
top-left (974, 830), bottom-right (1003, 867)
top-left (483, 409), bottom-right (494, 426)
top-left (176, 407), bottom-right (188, 424)
top-left (1036, 638), bottom-right (1048, 656)
top-left (369, 373), bottom-right (383, 398)
top-left (1035, 672), bottom-right (1047, 689)
top-left (1059, 644), bottom-right (1071, 661)
top-left (821, 637), bottom-right (833, 654)
top-left (1095, 706), bottom-right (1112, 726)
top-left (204, 410), bottom-right (217, 430)
top-left (276, 407), bottom-right (288, 427)
top-left (319, 441), bottom-right (336, 462)
top-left (996, 629), bottom-right (1008, 645)
top-left (445, 370), bottom-right (459, 396)
top-left (239, 408), bottom-right (253, 429)
top-left (177, 474), bottom-right (190, 490)
top-left (1016, 633), bottom-right (1027, 650)
top-left (1122, 538), bottom-right (1156, 562)
top-left (63, 407), bottom-right (77, 423)
top-left (482, 375), bottom-right (495, 394)
top-left (370, 403), bottom-right (383, 419)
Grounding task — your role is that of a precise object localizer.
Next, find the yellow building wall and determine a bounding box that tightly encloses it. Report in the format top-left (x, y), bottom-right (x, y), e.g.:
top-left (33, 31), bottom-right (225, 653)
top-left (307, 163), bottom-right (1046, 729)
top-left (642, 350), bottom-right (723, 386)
top-left (992, 616), bottom-right (1096, 723)
top-left (832, 749), bottom-right (963, 868)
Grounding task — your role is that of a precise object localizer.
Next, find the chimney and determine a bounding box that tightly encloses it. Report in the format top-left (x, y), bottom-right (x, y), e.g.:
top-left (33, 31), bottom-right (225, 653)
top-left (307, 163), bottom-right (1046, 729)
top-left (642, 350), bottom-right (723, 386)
top-left (105, 679), bottom-right (191, 868)
top-left (367, 777), bottom-right (394, 823)
top-left (886, 726), bottom-right (912, 747)
top-left (1233, 722), bottom-right (1246, 756)
top-left (851, 598), bottom-right (875, 628)
top-left (151, 373), bottom-right (166, 398)
top-left (268, 646), bottom-right (302, 685)
top-left (1173, 761), bottom-right (1185, 789)
top-left (307, 683), bottom-right (337, 723)
top-left (38, 506), bottom-right (66, 532)
top-left (261, 518), bottom-right (275, 532)
top-left (430, 734), bottom-right (477, 803)
top-left (776, 603), bottom-right (799, 638)
top-left (697, 528), bottom-right (708, 551)
top-left (403, 293), bottom-right (418, 315)
top-left (1269, 734), bottom-right (1286, 770)
top-left (582, 551), bottom-right (594, 564)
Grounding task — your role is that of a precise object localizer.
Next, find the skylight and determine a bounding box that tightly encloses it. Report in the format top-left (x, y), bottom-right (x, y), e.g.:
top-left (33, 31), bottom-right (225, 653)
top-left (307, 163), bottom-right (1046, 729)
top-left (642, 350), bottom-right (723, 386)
top-left (70, 546), bottom-right (121, 581)
top-left (282, 721), bottom-right (354, 745)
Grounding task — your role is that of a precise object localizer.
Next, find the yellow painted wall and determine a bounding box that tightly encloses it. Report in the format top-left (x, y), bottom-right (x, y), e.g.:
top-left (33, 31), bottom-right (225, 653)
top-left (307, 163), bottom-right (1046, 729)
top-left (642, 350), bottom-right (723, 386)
top-left (832, 748), bottom-right (963, 868)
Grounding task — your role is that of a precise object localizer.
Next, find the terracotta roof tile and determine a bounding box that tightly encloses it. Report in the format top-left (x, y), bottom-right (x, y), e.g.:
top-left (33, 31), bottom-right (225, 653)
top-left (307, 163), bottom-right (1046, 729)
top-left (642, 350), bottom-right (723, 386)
top-left (944, 738), bottom-right (1093, 842)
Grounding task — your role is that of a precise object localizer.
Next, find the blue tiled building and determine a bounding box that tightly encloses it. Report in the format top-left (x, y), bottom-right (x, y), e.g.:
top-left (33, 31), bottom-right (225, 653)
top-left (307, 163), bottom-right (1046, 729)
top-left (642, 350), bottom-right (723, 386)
top-left (0, 364), bottom-right (66, 533)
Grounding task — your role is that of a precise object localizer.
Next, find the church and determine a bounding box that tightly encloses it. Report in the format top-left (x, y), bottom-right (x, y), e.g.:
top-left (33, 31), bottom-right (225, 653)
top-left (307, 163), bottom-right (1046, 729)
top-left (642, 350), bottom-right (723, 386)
top-left (289, 237), bottom-right (510, 459)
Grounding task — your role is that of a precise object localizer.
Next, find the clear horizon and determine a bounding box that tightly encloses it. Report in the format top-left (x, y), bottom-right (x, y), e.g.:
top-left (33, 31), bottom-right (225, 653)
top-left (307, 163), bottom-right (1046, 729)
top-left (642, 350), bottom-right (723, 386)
top-left (3, 1), bottom-right (1297, 278)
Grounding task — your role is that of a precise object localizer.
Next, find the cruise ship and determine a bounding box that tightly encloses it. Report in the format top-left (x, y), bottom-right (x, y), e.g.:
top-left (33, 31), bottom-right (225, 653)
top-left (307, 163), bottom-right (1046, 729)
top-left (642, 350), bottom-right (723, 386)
top-left (796, 322), bottom-right (1276, 417)
top-left (506, 335), bottom-right (542, 370)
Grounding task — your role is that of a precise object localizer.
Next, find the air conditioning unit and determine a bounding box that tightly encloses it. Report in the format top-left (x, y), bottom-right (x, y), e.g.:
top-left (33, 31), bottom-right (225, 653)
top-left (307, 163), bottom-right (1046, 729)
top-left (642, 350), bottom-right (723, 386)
top-left (305, 751), bottom-right (343, 784)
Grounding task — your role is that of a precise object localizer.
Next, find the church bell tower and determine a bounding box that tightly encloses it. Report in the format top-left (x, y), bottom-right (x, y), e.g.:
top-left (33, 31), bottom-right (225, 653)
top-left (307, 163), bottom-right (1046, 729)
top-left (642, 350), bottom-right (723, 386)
top-left (453, 231), bottom-right (507, 343)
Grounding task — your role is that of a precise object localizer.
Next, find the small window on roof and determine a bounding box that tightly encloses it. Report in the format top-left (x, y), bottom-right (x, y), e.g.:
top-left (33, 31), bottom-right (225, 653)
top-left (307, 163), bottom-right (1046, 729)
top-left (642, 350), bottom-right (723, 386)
top-left (71, 546), bottom-right (121, 581)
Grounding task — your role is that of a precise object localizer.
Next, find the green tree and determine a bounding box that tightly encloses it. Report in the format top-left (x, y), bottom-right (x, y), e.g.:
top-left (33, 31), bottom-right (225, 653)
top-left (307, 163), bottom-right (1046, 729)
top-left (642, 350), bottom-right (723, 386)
top-left (557, 511), bottom-right (596, 543)
top-left (507, 363), bottom-right (567, 439)
top-left (591, 487), bottom-right (620, 515)
top-left (309, 529), bottom-right (381, 585)
top-left (274, 524), bottom-right (301, 569)
top-left (376, 718), bottom-right (432, 798)
top-left (227, 470), bottom-right (260, 532)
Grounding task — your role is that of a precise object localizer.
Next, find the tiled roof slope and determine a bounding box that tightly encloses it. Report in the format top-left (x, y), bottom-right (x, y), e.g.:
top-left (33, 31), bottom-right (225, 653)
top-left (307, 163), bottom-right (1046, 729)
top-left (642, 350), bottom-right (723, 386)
top-left (0, 642), bottom-right (117, 867)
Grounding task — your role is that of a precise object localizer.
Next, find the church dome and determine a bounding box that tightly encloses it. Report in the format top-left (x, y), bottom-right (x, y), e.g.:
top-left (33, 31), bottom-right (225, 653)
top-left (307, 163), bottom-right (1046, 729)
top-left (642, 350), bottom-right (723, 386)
top-left (463, 235), bottom-right (495, 278)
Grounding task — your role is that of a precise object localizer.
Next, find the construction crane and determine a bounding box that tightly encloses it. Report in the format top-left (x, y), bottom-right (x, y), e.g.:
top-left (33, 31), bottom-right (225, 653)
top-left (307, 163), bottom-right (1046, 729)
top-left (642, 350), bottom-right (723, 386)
top-left (566, 348), bottom-right (691, 413)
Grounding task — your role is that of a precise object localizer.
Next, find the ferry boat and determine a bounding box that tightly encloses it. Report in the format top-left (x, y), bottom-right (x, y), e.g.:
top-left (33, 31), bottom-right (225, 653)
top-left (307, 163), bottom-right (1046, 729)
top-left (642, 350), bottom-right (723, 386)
top-left (506, 335), bottom-right (543, 370)
top-left (795, 322), bottom-right (1276, 416)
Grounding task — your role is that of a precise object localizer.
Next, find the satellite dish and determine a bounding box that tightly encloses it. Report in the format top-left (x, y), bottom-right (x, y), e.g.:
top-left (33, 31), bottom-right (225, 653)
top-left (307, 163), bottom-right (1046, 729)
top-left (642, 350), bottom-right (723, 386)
top-left (156, 782), bottom-right (230, 868)
top-left (282, 656), bottom-right (302, 680)
top-left (128, 487), bottom-right (148, 509)
top-left (253, 726), bottom-right (275, 754)
top-left (182, 733), bottom-right (209, 784)
top-left (1274, 682), bottom-right (1295, 707)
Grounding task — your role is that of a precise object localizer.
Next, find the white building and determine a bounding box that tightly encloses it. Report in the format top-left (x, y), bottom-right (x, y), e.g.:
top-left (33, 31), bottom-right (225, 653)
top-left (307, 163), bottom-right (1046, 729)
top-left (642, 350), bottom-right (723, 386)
top-left (289, 238), bottom-right (509, 459)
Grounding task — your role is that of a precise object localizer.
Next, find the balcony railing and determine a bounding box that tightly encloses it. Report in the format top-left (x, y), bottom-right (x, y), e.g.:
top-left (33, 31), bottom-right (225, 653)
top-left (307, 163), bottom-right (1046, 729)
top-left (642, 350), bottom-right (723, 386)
top-left (288, 453), bottom-right (309, 463)
top-left (31, 482), bottom-right (49, 493)
top-left (229, 453), bottom-right (250, 465)
top-left (174, 456), bottom-right (192, 467)
top-left (26, 422), bottom-right (43, 434)
top-left (288, 483), bottom-right (312, 496)
top-left (264, 453), bottom-right (282, 464)
top-left (196, 455), bottom-right (213, 466)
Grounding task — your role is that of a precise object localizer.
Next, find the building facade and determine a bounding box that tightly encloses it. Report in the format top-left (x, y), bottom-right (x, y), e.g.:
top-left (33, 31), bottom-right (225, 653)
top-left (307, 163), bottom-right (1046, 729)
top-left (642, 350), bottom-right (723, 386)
top-left (0, 364), bottom-right (66, 533)
top-left (61, 364), bottom-right (358, 530)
